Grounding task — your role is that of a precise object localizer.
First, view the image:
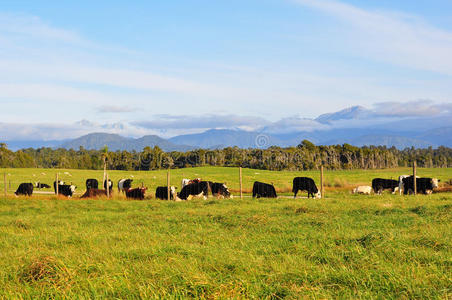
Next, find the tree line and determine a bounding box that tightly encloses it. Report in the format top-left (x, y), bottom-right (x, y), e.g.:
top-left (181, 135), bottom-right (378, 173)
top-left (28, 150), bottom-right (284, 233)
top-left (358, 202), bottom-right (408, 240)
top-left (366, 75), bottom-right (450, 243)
top-left (1, 141), bottom-right (451, 171)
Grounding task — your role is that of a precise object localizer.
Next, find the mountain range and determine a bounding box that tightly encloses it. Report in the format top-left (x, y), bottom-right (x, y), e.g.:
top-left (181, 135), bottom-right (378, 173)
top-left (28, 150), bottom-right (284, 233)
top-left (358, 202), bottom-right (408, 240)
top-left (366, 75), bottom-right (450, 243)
top-left (3, 106), bottom-right (451, 151)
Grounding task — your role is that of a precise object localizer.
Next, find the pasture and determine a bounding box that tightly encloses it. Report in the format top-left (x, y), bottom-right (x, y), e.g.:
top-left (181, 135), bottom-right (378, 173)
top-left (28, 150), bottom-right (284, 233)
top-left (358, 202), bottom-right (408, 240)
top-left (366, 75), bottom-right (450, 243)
top-left (0, 167), bottom-right (451, 298)
top-left (1, 166), bottom-right (452, 197)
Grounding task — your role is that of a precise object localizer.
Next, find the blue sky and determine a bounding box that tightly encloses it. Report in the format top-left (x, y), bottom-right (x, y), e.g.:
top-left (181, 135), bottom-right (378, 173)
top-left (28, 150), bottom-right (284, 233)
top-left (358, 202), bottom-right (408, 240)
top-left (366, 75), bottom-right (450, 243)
top-left (0, 0), bottom-right (451, 140)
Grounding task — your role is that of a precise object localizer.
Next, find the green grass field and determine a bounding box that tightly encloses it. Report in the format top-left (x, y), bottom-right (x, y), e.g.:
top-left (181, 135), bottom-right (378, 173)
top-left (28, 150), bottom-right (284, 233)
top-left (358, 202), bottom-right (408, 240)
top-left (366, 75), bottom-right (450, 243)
top-left (0, 167), bottom-right (451, 298)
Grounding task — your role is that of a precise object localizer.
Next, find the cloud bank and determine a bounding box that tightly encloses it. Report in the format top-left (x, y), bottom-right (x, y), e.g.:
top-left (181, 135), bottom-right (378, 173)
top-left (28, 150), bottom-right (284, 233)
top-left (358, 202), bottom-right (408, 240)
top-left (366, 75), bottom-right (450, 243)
top-left (1, 101), bottom-right (450, 142)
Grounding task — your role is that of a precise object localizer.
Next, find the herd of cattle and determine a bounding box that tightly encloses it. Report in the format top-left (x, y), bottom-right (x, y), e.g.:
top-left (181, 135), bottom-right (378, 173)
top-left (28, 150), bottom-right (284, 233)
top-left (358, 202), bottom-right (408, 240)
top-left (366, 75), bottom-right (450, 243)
top-left (13, 174), bottom-right (441, 199)
top-left (353, 175), bottom-right (440, 195)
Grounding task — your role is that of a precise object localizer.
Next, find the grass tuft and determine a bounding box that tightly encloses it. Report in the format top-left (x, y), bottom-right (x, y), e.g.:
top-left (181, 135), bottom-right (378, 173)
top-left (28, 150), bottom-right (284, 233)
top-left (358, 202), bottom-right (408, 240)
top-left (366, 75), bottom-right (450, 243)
top-left (410, 206), bottom-right (427, 215)
top-left (11, 219), bottom-right (30, 230)
top-left (295, 207), bottom-right (309, 214)
top-left (20, 256), bottom-right (74, 287)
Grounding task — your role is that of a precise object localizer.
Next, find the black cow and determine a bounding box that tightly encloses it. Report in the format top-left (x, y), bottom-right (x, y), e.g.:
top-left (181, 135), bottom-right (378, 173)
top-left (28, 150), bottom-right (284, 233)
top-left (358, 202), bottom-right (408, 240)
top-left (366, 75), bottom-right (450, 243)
top-left (54, 181), bottom-right (76, 197)
top-left (35, 182), bottom-right (50, 189)
top-left (210, 182), bottom-right (232, 198)
top-left (86, 179), bottom-right (98, 190)
top-left (372, 178), bottom-right (398, 194)
top-left (177, 181), bottom-right (209, 200)
top-left (125, 187), bottom-right (147, 200)
top-left (15, 183), bottom-right (33, 196)
top-left (103, 179), bottom-right (113, 193)
top-left (252, 181), bottom-right (277, 198)
top-left (118, 179), bottom-right (133, 193)
top-left (402, 176), bottom-right (440, 195)
top-left (293, 177), bottom-right (320, 198)
top-left (155, 186), bottom-right (176, 200)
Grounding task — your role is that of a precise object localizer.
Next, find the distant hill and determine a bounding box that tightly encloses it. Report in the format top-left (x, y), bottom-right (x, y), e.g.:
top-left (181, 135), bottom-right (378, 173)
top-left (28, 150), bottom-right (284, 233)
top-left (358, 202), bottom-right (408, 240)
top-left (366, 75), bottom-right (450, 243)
top-left (168, 129), bottom-right (284, 149)
top-left (316, 106), bottom-right (371, 123)
top-left (2, 140), bottom-right (66, 151)
top-left (3, 106), bottom-right (452, 151)
top-left (415, 127), bottom-right (452, 147)
top-left (60, 133), bottom-right (193, 152)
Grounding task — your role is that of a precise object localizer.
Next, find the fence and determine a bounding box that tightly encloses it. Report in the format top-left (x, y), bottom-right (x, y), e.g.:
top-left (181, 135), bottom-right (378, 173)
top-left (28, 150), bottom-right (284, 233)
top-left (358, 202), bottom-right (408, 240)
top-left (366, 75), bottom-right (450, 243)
top-left (0, 162), bottom-right (438, 199)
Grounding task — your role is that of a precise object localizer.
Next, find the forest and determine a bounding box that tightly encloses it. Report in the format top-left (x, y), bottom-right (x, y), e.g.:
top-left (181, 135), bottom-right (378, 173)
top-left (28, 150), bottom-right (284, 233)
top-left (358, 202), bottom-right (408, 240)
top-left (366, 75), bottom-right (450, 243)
top-left (0, 141), bottom-right (451, 171)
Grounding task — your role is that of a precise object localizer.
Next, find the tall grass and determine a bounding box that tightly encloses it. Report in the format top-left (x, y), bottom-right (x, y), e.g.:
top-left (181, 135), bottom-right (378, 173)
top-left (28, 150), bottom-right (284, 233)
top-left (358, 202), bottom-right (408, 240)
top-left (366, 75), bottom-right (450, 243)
top-left (0, 189), bottom-right (450, 298)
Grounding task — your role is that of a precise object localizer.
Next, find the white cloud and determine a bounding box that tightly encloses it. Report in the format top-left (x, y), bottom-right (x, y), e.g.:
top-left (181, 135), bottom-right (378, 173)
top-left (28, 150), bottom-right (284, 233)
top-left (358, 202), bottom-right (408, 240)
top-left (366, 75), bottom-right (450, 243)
top-left (372, 100), bottom-right (451, 117)
top-left (292, 0), bottom-right (452, 75)
top-left (133, 114), bottom-right (269, 131)
top-left (1, 101), bottom-right (451, 142)
top-left (0, 13), bottom-right (87, 45)
top-left (97, 105), bottom-right (137, 113)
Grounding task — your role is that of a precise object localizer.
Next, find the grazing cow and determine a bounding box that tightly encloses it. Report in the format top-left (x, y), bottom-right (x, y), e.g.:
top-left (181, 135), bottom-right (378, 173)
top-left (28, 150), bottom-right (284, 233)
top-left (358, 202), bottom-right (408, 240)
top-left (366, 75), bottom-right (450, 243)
top-left (402, 176), bottom-right (440, 195)
top-left (118, 179), bottom-right (133, 193)
top-left (125, 187), bottom-right (147, 200)
top-left (398, 175), bottom-right (420, 195)
top-left (80, 189), bottom-right (109, 198)
top-left (178, 181), bottom-right (209, 200)
top-left (210, 182), bottom-right (232, 199)
top-left (252, 181), bottom-right (277, 198)
top-left (181, 178), bottom-right (201, 188)
top-left (103, 179), bottom-right (113, 193)
top-left (86, 179), bottom-right (99, 190)
top-left (15, 183), bottom-right (33, 196)
top-left (35, 182), bottom-right (50, 189)
top-left (371, 178), bottom-right (398, 195)
top-left (293, 177), bottom-right (320, 199)
top-left (155, 186), bottom-right (177, 200)
top-left (54, 182), bottom-right (76, 197)
top-left (352, 186), bottom-right (372, 195)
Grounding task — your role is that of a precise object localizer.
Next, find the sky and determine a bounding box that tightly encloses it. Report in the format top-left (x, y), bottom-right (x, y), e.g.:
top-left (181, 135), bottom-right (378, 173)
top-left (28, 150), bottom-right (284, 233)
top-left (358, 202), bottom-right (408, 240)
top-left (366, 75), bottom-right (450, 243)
top-left (1, 0), bottom-right (451, 140)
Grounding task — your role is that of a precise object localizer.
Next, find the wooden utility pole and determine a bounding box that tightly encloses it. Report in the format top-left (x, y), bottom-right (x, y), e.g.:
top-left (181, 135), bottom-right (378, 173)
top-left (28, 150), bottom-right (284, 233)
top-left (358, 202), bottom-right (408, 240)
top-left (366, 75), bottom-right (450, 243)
top-left (320, 166), bottom-right (324, 199)
top-left (167, 169), bottom-right (171, 200)
top-left (106, 173), bottom-right (110, 198)
top-left (3, 173), bottom-right (6, 198)
top-left (239, 167), bottom-right (243, 200)
top-left (413, 161), bottom-right (417, 196)
top-left (56, 173), bottom-right (59, 196)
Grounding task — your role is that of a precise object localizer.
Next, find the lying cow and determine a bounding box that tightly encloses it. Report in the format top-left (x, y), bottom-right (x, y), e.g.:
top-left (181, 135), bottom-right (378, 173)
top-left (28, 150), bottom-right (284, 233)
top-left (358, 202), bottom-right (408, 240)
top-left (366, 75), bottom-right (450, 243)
top-left (54, 181), bottom-right (76, 197)
top-left (181, 178), bottom-right (201, 188)
top-left (252, 181), bottom-right (277, 198)
top-left (86, 179), bottom-right (99, 190)
top-left (177, 181), bottom-right (209, 200)
top-left (372, 178), bottom-right (398, 195)
top-left (35, 182), bottom-right (50, 189)
top-left (80, 189), bottom-right (109, 198)
top-left (125, 187), bottom-right (147, 200)
top-left (155, 186), bottom-right (177, 200)
top-left (15, 183), bottom-right (34, 196)
top-left (293, 177), bottom-right (320, 198)
top-left (402, 176), bottom-right (440, 195)
top-left (210, 182), bottom-right (232, 199)
top-left (118, 179), bottom-right (133, 193)
top-left (352, 186), bottom-right (372, 195)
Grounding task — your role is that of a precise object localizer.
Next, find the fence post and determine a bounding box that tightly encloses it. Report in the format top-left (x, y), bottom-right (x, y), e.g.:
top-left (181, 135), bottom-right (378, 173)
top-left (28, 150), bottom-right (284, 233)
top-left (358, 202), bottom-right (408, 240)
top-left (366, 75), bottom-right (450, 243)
top-left (239, 167), bottom-right (243, 200)
top-left (106, 173), bottom-right (110, 198)
top-left (167, 169), bottom-right (171, 200)
top-left (320, 166), bottom-right (324, 199)
top-left (3, 173), bottom-right (6, 198)
top-left (413, 161), bottom-right (417, 196)
top-left (56, 173), bottom-right (59, 196)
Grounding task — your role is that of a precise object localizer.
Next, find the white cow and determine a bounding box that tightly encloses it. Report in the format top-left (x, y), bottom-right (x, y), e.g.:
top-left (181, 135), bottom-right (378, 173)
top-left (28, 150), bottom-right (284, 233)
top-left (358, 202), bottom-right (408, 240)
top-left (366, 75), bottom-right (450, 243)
top-left (352, 186), bottom-right (372, 195)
